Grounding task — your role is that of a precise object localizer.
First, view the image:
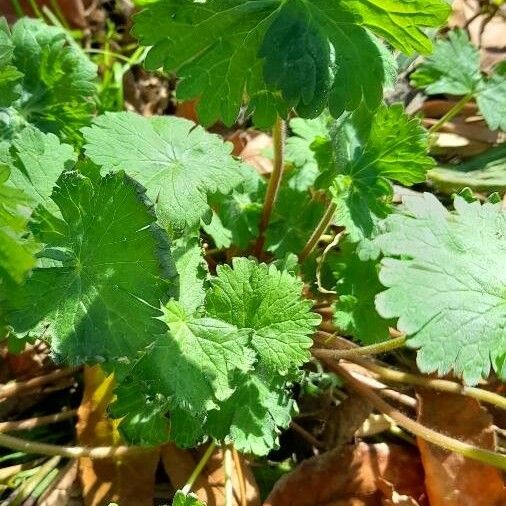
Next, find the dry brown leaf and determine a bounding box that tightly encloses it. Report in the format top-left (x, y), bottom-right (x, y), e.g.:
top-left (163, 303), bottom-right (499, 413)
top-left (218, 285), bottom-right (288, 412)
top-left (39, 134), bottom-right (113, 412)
top-left (161, 443), bottom-right (260, 506)
top-left (416, 389), bottom-right (506, 506)
top-left (0, 0), bottom-right (87, 27)
top-left (321, 396), bottom-right (373, 450)
top-left (263, 443), bottom-right (427, 506)
top-left (377, 478), bottom-right (420, 506)
top-left (227, 131), bottom-right (273, 175)
top-left (76, 366), bottom-right (160, 506)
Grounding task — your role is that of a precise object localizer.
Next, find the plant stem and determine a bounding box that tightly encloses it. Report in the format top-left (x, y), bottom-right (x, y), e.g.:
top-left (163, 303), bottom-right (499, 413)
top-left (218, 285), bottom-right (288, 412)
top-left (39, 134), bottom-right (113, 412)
top-left (313, 335), bottom-right (406, 359)
top-left (9, 0), bottom-right (24, 17)
top-left (353, 358), bottom-right (506, 411)
top-left (181, 441), bottom-right (216, 495)
top-left (0, 409), bottom-right (77, 433)
top-left (332, 362), bottom-right (506, 470)
top-left (290, 421), bottom-right (325, 449)
top-left (224, 445), bottom-right (234, 506)
top-left (254, 117), bottom-right (286, 257)
top-left (299, 201), bottom-right (337, 262)
top-left (0, 368), bottom-right (80, 400)
top-left (232, 448), bottom-right (247, 506)
top-left (428, 93), bottom-right (474, 135)
top-left (0, 432), bottom-right (151, 459)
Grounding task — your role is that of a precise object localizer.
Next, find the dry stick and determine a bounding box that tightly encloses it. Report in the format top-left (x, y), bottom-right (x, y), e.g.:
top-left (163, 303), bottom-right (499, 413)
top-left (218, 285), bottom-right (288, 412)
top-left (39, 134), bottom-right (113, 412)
top-left (312, 335), bottom-right (407, 360)
top-left (340, 367), bottom-right (417, 409)
top-left (330, 361), bottom-right (506, 470)
top-left (0, 368), bottom-right (80, 400)
top-left (254, 117), bottom-right (286, 257)
top-left (313, 331), bottom-right (506, 411)
top-left (352, 358), bottom-right (506, 411)
top-left (0, 432), bottom-right (152, 459)
top-left (0, 409), bottom-right (77, 433)
top-left (299, 201), bottom-right (337, 262)
top-left (290, 421), bottom-right (326, 450)
top-left (232, 447), bottom-right (247, 506)
top-left (224, 445), bottom-right (234, 506)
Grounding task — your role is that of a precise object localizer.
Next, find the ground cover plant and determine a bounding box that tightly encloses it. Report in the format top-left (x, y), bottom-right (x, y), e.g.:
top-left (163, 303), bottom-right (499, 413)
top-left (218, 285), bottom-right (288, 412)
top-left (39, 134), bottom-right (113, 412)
top-left (0, 0), bottom-right (505, 505)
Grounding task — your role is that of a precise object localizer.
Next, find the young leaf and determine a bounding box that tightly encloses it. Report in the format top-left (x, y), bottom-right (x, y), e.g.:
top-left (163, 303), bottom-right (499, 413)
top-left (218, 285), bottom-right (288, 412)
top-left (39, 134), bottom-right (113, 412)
top-left (126, 300), bottom-right (255, 415)
top-left (206, 257), bottom-right (321, 374)
top-left (411, 29), bottom-right (506, 131)
top-left (4, 168), bottom-right (178, 364)
top-left (133, 0), bottom-right (448, 126)
top-left (83, 112), bottom-right (243, 232)
top-left (375, 193), bottom-right (506, 385)
top-left (330, 240), bottom-right (393, 345)
top-left (173, 491), bottom-right (205, 506)
top-left (324, 104), bottom-right (433, 241)
top-left (0, 18), bottom-right (97, 140)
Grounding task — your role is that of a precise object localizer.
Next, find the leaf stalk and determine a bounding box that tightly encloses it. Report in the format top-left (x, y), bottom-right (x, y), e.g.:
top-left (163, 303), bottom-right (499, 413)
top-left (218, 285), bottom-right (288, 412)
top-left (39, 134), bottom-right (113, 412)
top-left (299, 201), bottom-right (337, 262)
top-left (255, 117), bottom-right (286, 257)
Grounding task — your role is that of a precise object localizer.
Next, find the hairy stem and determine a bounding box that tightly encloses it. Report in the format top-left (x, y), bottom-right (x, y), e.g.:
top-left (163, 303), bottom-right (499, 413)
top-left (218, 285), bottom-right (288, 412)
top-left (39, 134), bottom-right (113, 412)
top-left (181, 441), bottom-right (216, 495)
top-left (354, 358), bottom-right (506, 411)
top-left (428, 93), bottom-right (474, 135)
top-left (313, 335), bottom-right (406, 359)
top-left (332, 362), bottom-right (506, 470)
top-left (0, 432), bottom-right (151, 459)
top-left (299, 201), bottom-right (337, 262)
top-left (255, 117), bottom-right (286, 257)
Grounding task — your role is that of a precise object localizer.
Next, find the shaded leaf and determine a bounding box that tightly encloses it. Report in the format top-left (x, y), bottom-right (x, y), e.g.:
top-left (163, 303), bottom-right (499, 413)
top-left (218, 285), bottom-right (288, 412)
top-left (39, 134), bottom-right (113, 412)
top-left (133, 0), bottom-right (448, 126)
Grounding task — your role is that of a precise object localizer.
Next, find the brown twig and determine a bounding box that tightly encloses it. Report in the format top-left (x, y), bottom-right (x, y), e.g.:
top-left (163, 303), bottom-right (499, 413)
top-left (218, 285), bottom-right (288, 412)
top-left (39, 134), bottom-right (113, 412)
top-left (0, 409), bottom-right (77, 432)
top-left (0, 368), bottom-right (80, 400)
top-left (290, 421), bottom-right (325, 450)
top-left (232, 447), bottom-right (247, 506)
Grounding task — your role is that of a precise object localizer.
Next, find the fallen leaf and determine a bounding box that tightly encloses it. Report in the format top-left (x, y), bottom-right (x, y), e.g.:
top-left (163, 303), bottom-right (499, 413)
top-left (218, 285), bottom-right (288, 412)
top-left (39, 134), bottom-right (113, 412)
top-left (227, 131), bottom-right (273, 175)
top-left (0, 0), bottom-right (87, 27)
top-left (264, 443), bottom-right (427, 506)
top-left (377, 478), bottom-right (420, 506)
top-left (162, 443), bottom-right (260, 506)
top-left (416, 389), bottom-right (506, 506)
top-left (76, 366), bottom-right (160, 506)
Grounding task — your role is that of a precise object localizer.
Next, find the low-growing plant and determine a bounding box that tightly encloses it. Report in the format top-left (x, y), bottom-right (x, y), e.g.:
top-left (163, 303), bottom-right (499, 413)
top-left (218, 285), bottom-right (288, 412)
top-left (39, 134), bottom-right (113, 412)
top-left (1, 2), bottom-right (506, 503)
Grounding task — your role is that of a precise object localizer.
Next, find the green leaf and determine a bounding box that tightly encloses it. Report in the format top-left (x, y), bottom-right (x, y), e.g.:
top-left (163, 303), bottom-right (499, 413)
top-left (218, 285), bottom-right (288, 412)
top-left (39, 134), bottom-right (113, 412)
top-left (205, 370), bottom-right (294, 456)
top-left (173, 491), bottom-right (205, 506)
top-left (326, 104), bottom-right (433, 241)
top-left (1, 18), bottom-right (97, 141)
top-left (411, 29), bottom-right (481, 96)
top-left (0, 165), bottom-right (37, 284)
top-left (2, 127), bottom-right (76, 211)
top-left (133, 0), bottom-right (448, 126)
top-left (110, 381), bottom-right (171, 446)
top-left (265, 185), bottom-right (325, 258)
top-left (375, 193), bottom-right (506, 385)
top-left (4, 168), bottom-right (178, 364)
top-left (411, 30), bottom-right (506, 131)
top-left (127, 300), bottom-right (254, 415)
top-left (285, 114), bottom-right (330, 191)
top-left (209, 164), bottom-right (265, 250)
top-left (172, 236), bottom-right (208, 314)
top-left (206, 258), bottom-right (320, 374)
top-left (83, 112), bottom-right (243, 232)
top-left (329, 240), bottom-right (393, 344)
top-left (476, 62), bottom-right (506, 132)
